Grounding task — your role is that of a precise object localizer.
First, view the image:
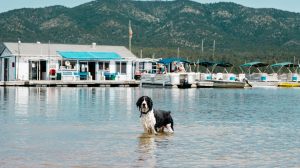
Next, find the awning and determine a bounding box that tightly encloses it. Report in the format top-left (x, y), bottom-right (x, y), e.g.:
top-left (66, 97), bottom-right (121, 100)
top-left (58, 51), bottom-right (122, 60)
top-left (157, 57), bottom-right (190, 64)
top-left (271, 62), bottom-right (299, 68)
top-left (240, 62), bottom-right (269, 67)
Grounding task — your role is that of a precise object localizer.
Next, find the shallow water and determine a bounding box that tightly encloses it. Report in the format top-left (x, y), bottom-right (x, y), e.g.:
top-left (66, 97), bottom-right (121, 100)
top-left (0, 87), bottom-right (299, 167)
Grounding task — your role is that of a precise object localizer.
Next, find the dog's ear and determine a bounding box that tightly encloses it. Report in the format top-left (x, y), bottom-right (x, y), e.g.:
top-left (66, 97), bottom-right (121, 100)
top-left (136, 96), bottom-right (143, 108)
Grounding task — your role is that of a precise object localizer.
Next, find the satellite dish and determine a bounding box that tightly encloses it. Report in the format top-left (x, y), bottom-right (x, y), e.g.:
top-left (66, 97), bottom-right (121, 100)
top-left (65, 61), bottom-right (71, 66)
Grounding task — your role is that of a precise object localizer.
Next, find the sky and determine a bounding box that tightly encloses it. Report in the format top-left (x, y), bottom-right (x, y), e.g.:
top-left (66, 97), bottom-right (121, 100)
top-left (0, 0), bottom-right (299, 13)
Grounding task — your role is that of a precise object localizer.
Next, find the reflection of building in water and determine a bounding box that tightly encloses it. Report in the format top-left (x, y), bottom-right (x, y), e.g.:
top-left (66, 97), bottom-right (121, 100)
top-left (15, 87), bottom-right (29, 117)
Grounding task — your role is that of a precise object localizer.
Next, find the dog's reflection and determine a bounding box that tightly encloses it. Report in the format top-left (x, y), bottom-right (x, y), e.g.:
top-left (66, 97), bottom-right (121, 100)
top-left (135, 133), bottom-right (172, 167)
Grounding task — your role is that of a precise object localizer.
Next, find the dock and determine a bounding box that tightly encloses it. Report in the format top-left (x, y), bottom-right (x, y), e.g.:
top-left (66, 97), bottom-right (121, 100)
top-left (0, 80), bottom-right (140, 87)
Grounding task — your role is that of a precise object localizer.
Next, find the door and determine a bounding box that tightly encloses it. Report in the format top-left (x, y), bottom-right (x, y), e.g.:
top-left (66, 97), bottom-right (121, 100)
top-left (88, 62), bottom-right (96, 80)
top-left (29, 61), bottom-right (38, 80)
top-left (4, 58), bottom-right (8, 81)
top-left (40, 61), bottom-right (47, 80)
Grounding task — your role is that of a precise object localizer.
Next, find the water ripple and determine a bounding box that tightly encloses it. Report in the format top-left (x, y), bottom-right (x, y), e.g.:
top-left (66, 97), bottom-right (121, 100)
top-left (0, 87), bottom-right (299, 167)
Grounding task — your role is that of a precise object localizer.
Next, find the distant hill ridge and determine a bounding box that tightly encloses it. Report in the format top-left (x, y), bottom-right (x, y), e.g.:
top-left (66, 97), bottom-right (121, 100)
top-left (1, 0), bottom-right (300, 63)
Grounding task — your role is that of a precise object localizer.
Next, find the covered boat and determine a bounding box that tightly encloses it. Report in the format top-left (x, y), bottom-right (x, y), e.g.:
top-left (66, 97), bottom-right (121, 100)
top-left (240, 62), bottom-right (279, 87)
top-left (196, 61), bottom-right (245, 88)
top-left (140, 57), bottom-right (196, 88)
top-left (271, 62), bottom-right (300, 87)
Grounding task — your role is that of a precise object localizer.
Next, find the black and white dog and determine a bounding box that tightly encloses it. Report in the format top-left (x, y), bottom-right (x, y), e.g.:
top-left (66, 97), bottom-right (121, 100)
top-left (136, 96), bottom-right (174, 134)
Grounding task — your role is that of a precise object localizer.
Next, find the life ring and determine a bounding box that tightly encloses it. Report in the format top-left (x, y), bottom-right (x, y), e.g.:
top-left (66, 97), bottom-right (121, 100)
top-left (49, 69), bottom-right (56, 76)
top-left (65, 61), bottom-right (71, 66)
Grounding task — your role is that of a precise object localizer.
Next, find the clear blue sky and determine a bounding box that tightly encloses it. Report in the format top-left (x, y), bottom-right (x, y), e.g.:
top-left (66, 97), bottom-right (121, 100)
top-left (0, 0), bottom-right (299, 13)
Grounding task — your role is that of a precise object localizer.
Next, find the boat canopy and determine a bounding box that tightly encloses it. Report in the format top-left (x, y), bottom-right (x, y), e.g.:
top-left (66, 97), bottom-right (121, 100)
top-left (196, 61), bottom-right (232, 67)
top-left (196, 61), bottom-right (215, 67)
top-left (214, 62), bottom-right (233, 67)
top-left (58, 51), bottom-right (122, 60)
top-left (240, 62), bottom-right (269, 67)
top-left (271, 62), bottom-right (299, 68)
top-left (157, 57), bottom-right (190, 64)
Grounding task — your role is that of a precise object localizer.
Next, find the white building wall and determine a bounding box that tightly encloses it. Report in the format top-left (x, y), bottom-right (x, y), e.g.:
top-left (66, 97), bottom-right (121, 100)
top-left (110, 61), bottom-right (116, 73)
top-left (18, 60), bottom-right (29, 80)
top-left (8, 57), bottom-right (16, 81)
top-left (0, 58), bottom-right (2, 81)
top-left (127, 61), bottom-right (133, 80)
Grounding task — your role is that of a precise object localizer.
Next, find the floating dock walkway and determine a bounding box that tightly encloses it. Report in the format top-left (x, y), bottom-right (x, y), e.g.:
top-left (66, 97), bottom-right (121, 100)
top-left (0, 80), bottom-right (140, 87)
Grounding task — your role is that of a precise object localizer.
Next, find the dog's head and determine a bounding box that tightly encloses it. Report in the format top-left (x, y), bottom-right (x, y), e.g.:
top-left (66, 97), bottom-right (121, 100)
top-left (136, 96), bottom-right (153, 113)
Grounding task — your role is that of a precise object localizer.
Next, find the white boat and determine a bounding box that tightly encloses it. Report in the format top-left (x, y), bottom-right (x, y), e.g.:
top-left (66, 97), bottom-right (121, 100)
top-left (272, 62), bottom-right (300, 87)
top-left (141, 72), bottom-right (196, 88)
top-left (240, 62), bottom-right (280, 87)
top-left (140, 58), bottom-right (196, 88)
top-left (196, 61), bottom-right (245, 88)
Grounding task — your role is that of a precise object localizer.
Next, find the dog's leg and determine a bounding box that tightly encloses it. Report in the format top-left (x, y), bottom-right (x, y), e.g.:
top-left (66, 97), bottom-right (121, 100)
top-left (144, 127), bottom-right (148, 133)
top-left (151, 127), bottom-right (158, 135)
top-left (158, 127), bottom-right (164, 133)
top-left (166, 124), bottom-right (174, 133)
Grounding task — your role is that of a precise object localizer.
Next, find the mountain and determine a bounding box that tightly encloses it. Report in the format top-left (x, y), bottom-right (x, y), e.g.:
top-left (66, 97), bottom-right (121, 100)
top-left (1, 0), bottom-right (300, 64)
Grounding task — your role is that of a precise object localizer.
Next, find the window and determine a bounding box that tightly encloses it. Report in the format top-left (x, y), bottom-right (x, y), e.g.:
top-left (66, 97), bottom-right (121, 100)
top-left (116, 62), bottom-right (127, 74)
top-left (138, 62), bottom-right (144, 70)
top-left (99, 62), bottom-right (109, 70)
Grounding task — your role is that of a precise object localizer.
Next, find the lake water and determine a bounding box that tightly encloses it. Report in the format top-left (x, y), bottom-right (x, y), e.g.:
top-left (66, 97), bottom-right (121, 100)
top-left (0, 87), bottom-right (299, 167)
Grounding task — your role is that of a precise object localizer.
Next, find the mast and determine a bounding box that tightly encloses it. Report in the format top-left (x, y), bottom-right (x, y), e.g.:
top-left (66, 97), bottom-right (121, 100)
top-left (212, 40), bottom-right (215, 61)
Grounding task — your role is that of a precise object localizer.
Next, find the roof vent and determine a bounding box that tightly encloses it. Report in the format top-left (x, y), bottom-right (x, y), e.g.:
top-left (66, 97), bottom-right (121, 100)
top-left (92, 42), bottom-right (96, 49)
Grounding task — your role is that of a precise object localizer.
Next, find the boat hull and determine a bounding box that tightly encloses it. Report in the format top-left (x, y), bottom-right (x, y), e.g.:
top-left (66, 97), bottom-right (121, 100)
top-left (247, 81), bottom-right (279, 87)
top-left (140, 73), bottom-right (196, 88)
top-left (197, 80), bottom-right (245, 88)
top-left (278, 82), bottom-right (300, 87)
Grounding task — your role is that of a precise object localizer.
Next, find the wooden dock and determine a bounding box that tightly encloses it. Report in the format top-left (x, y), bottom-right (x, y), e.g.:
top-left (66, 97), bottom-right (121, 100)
top-left (0, 80), bottom-right (140, 87)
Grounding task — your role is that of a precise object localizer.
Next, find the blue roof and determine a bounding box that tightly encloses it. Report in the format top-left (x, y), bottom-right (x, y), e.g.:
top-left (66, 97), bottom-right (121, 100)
top-left (58, 51), bottom-right (122, 60)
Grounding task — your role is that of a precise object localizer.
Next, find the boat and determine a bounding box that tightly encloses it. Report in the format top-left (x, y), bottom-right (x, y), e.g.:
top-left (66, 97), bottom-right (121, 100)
top-left (196, 61), bottom-right (245, 88)
top-left (278, 82), bottom-right (300, 87)
top-left (240, 62), bottom-right (279, 87)
top-left (140, 57), bottom-right (196, 88)
top-left (271, 62), bottom-right (300, 87)
top-left (133, 58), bottom-right (160, 80)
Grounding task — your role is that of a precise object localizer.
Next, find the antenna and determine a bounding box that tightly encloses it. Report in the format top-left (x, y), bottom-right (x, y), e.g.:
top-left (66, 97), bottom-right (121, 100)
top-left (17, 38), bottom-right (21, 80)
